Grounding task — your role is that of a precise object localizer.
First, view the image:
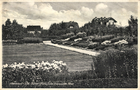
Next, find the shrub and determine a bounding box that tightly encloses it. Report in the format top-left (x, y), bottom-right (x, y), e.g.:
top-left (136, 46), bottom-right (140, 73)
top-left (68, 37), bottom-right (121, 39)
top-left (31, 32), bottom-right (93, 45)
top-left (23, 37), bottom-right (43, 43)
top-left (82, 37), bottom-right (88, 41)
top-left (125, 37), bottom-right (137, 46)
top-left (95, 45), bottom-right (108, 50)
top-left (92, 48), bottom-right (137, 78)
top-left (133, 37), bottom-right (137, 44)
top-left (69, 36), bottom-right (77, 41)
top-left (51, 39), bottom-right (63, 44)
top-left (76, 32), bottom-right (86, 38)
top-left (17, 39), bottom-right (24, 44)
top-left (114, 39), bottom-right (128, 45)
top-left (88, 42), bottom-right (99, 49)
top-left (60, 32), bottom-right (74, 39)
top-left (2, 60), bottom-right (68, 85)
top-left (110, 37), bottom-right (124, 43)
top-left (92, 35), bottom-right (114, 42)
top-left (73, 42), bottom-right (89, 48)
top-left (63, 41), bottom-right (73, 45)
top-left (3, 40), bottom-right (17, 43)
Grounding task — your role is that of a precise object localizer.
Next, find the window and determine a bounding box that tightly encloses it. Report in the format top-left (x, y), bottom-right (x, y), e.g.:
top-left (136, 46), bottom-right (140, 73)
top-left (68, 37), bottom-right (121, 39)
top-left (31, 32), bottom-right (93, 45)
top-left (69, 25), bottom-right (74, 28)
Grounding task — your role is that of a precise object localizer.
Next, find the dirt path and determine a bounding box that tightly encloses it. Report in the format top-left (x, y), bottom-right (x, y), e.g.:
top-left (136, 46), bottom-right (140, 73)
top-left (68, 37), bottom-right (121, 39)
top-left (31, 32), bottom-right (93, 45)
top-left (43, 41), bottom-right (100, 56)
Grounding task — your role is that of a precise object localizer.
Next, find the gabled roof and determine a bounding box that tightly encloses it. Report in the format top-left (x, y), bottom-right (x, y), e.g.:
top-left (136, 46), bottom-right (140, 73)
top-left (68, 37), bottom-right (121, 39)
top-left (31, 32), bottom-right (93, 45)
top-left (92, 17), bottom-right (117, 23)
top-left (27, 25), bottom-right (41, 31)
top-left (106, 17), bottom-right (117, 22)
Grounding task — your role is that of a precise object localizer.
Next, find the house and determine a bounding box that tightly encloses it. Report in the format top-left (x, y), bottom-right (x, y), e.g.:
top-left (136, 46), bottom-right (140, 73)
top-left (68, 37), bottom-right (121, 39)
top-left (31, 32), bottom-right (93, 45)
top-left (106, 17), bottom-right (117, 26)
top-left (91, 17), bottom-right (117, 26)
top-left (27, 25), bottom-right (42, 34)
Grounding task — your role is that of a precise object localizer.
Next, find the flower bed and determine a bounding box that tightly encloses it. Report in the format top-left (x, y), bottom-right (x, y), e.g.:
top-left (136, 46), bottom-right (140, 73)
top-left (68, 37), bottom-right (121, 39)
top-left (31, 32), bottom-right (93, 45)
top-left (2, 60), bottom-right (68, 85)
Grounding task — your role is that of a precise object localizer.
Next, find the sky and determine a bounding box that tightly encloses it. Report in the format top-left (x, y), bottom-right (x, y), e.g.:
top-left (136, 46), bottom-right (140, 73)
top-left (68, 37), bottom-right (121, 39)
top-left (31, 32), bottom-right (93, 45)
top-left (2, 2), bottom-right (138, 29)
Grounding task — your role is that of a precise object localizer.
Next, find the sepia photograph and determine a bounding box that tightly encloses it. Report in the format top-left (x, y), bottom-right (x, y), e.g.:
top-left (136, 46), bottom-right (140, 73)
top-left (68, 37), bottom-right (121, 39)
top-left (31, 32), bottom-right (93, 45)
top-left (2, 0), bottom-right (138, 88)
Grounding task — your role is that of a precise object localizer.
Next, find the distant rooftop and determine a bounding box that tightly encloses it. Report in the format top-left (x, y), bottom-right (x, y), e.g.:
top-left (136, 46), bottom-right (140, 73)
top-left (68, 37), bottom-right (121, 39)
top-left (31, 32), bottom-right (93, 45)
top-left (27, 25), bottom-right (42, 31)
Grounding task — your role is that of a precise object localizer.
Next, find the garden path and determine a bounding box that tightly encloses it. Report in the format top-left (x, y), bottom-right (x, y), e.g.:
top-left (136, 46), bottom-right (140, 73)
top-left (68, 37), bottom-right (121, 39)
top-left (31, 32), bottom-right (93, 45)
top-left (43, 41), bottom-right (100, 56)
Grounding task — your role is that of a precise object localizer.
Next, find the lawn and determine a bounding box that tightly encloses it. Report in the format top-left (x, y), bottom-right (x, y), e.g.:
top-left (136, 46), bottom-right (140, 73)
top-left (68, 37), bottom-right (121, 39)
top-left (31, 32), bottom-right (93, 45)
top-left (2, 44), bottom-right (137, 88)
top-left (3, 44), bottom-right (93, 72)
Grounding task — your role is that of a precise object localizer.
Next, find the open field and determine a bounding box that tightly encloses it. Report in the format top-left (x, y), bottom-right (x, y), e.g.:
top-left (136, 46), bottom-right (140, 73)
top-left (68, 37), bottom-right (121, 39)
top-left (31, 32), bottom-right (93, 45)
top-left (3, 44), bottom-right (94, 71)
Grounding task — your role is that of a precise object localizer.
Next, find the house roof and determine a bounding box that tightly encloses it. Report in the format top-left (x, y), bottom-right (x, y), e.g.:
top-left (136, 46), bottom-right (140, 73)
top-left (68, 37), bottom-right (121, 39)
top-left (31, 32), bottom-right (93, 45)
top-left (106, 17), bottom-right (117, 22)
top-left (27, 25), bottom-right (41, 31)
top-left (92, 17), bottom-right (117, 23)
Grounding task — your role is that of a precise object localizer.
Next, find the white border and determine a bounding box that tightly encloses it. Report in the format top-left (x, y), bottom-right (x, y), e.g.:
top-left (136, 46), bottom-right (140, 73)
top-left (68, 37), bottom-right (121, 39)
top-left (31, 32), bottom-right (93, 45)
top-left (0, 0), bottom-right (139, 90)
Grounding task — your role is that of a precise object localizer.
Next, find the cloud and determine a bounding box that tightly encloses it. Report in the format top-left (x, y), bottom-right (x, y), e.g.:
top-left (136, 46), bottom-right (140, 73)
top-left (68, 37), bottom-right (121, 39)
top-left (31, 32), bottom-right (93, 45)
top-left (94, 3), bottom-right (110, 17)
top-left (95, 3), bottom-right (108, 12)
top-left (2, 2), bottom-right (137, 29)
top-left (111, 8), bottom-right (137, 26)
top-left (3, 2), bottom-right (95, 29)
top-left (81, 6), bottom-right (94, 18)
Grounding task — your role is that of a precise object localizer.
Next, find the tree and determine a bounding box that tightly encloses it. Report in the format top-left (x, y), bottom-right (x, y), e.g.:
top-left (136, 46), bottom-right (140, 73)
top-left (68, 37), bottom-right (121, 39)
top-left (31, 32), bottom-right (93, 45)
top-left (128, 15), bottom-right (138, 36)
top-left (2, 19), bottom-right (25, 40)
top-left (5, 19), bottom-right (11, 26)
top-left (4, 19), bottom-right (12, 39)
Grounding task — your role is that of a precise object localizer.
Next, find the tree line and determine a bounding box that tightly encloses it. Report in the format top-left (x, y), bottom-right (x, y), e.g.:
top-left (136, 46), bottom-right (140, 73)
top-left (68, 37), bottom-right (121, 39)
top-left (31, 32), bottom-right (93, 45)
top-left (47, 16), bottom-right (137, 37)
top-left (2, 15), bottom-right (138, 40)
top-left (2, 19), bottom-right (26, 40)
top-left (79, 16), bottom-right (137, 37)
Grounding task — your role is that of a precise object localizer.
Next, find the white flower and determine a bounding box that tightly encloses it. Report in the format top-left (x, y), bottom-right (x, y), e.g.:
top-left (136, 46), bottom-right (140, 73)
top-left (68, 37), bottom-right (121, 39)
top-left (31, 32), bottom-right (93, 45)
top-left (101, 40), bottom-right (111, 45)
top-left (44, 62), bottom-right (51, 67)
top-left (64, 38), bottom-right (70, 41)
top-left (2, 60), bottom-right (67, 73)
top-left (62, 63), bottom-right (67, 66)
top-left (114, 39), bottom-right (128, 45)
top-left (14, 62), bottom-right (17, 65)
top-left (74, 38), bottom-right (82, 42)
top-left (3, 64), bottom-right (8, 68)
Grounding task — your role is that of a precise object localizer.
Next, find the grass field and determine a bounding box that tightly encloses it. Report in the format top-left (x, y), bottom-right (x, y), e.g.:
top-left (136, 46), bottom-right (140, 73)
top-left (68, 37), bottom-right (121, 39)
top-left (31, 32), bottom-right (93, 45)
top-left (3, 44), bottom-right (93, 71)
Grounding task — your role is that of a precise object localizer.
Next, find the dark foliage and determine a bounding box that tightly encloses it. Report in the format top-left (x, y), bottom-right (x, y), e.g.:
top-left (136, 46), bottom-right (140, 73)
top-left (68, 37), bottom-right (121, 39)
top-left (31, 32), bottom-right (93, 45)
top-left (88, 43), bottom-right (99, 49)
top-left (23, 37), bottom-right (43, 43)
top-left (92, 48), bottom-right (137, 78)
top-left (110, 37), bottom-right (124, 43)
top-left (92, 35), bottom-right (114, 42)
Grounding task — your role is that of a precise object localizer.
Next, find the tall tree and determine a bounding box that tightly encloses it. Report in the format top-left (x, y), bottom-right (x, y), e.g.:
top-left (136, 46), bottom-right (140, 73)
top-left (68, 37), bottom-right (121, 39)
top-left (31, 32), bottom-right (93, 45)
top-left (128, 15), bottom-right (138, 36)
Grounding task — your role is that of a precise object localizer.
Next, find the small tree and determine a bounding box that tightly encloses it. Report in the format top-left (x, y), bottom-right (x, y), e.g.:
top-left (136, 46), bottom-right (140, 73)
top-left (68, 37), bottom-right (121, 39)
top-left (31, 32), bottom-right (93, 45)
top-left (128, 15), bottom-right (138, 36)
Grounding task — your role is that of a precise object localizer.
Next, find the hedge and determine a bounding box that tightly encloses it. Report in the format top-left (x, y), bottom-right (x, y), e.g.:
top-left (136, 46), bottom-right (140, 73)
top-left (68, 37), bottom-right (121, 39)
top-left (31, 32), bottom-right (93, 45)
top-left (51, 39), bottom-right (63, 44)
top-left (60, 33), bottom-right (74, 39)
top-left (72, 42), bottom-right (89, 48)
top-left (95, 45), bottom-right (108, 50)
top-left (3, 40), bottom-right (17, 43)
top-left (88, 43), bottom-right (99, 49)
top-left (92, 48), bottom-right (137, 78)
top-left (110, 37), bottom-right (124, 43)
top-left (69, 36), bottom-right (77, 41)
top-left (23, 37), bottom-right (43, 43)
top-left (92, 35), bottom-right (114, 42)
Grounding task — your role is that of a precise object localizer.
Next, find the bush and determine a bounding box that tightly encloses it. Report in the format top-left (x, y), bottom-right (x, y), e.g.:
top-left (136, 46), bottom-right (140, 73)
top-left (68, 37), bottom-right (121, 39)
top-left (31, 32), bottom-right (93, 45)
top-left (95, 45), bottom-right (108, 50)
top-left (82, 37), bottom-right (88, 41)
top-left (63, 41), bottom-right (73, 45)
top-left (110, 37), bottom-right (124, 43)
top-left (23, 37), bottom-right (43, 43)
top-left (2, 60), bottom-right (68, 85)
top-left (73, 42), bottom-right (89, 48)
top-left (92, 35), bottom-right (114, 42)
top-left (88, 42), bottom-right (99, 49)
top-left (125, 37), bottom-right (137, 46)
top-left (133, 37), bottom-right (137, 44)
top-left (92, 48), bottom-right (137, 78)
top-left (3, 40), bottom-right (17, 43)
top-left (51, 39), bottom-right (63, 44)
top-left (69, 36), bottom-right (77, 41)
top-left (17, 39), bottom-right (24, 44)
top-left (60, 32), bottom-right (74, 39)
top-left (76, 32), bottom-right (86, 38)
